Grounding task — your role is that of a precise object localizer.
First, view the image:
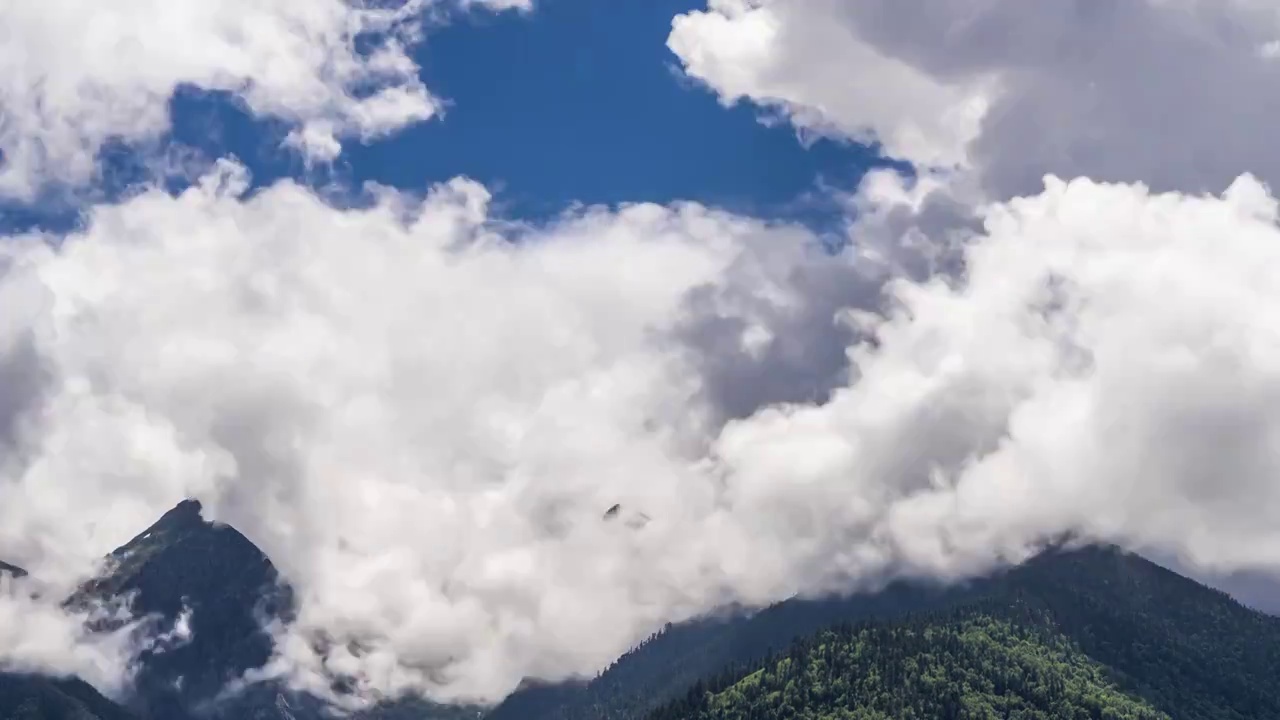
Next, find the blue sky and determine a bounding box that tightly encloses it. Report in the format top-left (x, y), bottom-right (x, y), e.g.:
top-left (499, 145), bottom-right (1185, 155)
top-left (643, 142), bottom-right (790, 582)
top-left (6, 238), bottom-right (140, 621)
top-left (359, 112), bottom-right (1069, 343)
top-left (2, 0), bottom-right (888, 235)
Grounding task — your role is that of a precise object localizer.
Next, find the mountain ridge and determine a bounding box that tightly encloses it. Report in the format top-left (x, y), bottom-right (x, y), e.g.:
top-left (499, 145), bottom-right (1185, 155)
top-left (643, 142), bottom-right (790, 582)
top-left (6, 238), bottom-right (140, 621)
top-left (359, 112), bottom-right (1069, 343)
top-left (494, 545), bottom-right (1280, 720)
top-left (642, 545), bottom-right (1280, 720)
top-left (6, 503), bottom-right (1280, 720)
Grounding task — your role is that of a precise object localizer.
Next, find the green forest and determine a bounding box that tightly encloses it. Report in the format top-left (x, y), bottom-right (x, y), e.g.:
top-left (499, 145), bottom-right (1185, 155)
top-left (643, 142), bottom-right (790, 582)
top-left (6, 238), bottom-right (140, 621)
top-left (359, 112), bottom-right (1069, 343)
top-left (638, 547), bottom-right (1280, 720)
top-left (647, 605), bottom-right (1165, 720)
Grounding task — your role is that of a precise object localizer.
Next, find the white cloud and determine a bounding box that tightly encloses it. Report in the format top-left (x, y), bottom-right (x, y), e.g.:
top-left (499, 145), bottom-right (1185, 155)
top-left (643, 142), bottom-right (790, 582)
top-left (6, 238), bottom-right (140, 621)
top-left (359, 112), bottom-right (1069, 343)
top-left (0, 0), bottom-right (526, 199)
top-left (668, 0), bottom-right (991, 170)
top-left (716, 173), bottom-right (1280, 589)
top-left (0, 161), bottom-right (833, 704)
top-left (670, 0), bottom-right (1280, 193)
top-left (8, 0), bottom-right (1280, 709)
top-left (0, 572), bottom-right (139, 696)
top-left (669, 2), bottom-right (1280, 612)
top-left (7, 162), bottom-right (1280, 710)
top-left (462, 0), bottom-right (533, 10)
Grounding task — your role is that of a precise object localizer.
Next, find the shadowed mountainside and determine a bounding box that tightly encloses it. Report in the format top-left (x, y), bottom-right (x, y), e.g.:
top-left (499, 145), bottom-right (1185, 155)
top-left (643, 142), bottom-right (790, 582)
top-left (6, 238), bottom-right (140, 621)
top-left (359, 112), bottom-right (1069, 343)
top-left (6, 505), bottom-right (1280, 720)
top-left (496, 546), bottom-right (1280, 720)
top-left (64, 500), bottom-right (476, 720)
top-left (0, 674), bottom-right (139, 720)
top-left (643, 546), bottom-right (1280, 720)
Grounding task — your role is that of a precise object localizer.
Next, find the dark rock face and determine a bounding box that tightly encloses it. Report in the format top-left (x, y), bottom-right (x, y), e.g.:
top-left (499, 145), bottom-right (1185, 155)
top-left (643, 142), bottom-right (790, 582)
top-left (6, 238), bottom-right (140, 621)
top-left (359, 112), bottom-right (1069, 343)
top-left (0, 674), bottom-right (139, 720)
top-left (12, 500), bottom-right (1280, 720)
top-left (71, 500), bottom-right (293, 720)
top-left (0, 559), bottom-right (27, 578)
top-left (66, 500), bottom-right (469, 720)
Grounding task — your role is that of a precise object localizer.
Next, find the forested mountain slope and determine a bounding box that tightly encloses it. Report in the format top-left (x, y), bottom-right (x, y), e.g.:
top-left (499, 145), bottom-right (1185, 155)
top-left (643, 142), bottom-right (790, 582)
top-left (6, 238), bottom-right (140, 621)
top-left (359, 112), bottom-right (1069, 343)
top-left (645, 547), bottom-right (1280, 720)
top-left (6, 507), bottom-right (1280, 720)
top-left (648, 607), bottom-right (1166, 720)
top-left (489, 582), bottom-right (967, 720)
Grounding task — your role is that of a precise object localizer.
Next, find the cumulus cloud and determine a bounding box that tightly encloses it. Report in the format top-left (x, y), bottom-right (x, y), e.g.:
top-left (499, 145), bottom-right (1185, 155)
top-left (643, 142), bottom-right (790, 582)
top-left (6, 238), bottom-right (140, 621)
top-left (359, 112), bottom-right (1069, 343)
top-left (3, 153), bottom-right (1280, 714)
top-left (669, 0), bottom-right (990, 170)
top-left (0, 160), bottom-right (836, 704)
top-left (718, 173), bottom-right (1280, 586)
top-left (9, 0), bottom-right (1280, 711)
top-left (666, 0), bottom-right (1280, 538)
top-left (0, 571), bottom-right (139, 695)
top-left (9, 158), bottom-right (1280, 708)
top-left (670, 0), bottom-right (1280, 193)
top-left (0, 0), bottom-right (525, 199)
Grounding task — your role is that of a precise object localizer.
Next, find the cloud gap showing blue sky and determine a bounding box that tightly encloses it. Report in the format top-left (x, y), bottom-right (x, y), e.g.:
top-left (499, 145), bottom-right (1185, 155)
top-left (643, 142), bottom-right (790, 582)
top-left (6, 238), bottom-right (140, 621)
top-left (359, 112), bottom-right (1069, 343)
top-left (0, 0), bottom-right (889, 236)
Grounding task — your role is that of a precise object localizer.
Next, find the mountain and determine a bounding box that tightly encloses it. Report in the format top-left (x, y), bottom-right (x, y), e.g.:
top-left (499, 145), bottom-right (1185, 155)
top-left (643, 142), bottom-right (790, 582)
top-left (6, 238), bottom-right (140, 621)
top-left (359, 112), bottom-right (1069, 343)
top-left (979, 547), bottom-right (1280, 719)
top-left (647, 603), bottom-right (1167, 720)
top-left (642, 546), bottom-right (1280, 720)
top-left (68, 499), bottom-right (297, 720)
top-left (0, 674), bottom-right (139, 720)
top-left (66, 500), bottom-right (476, 720)
top-left (8, 504), bottom-right (1280, 720)
top-left (496, 546), bottom-right (1280, 720)
top-left (488, 581), bottom-right (968, 720)
top-left (1, 563), bottom-right (137, 720)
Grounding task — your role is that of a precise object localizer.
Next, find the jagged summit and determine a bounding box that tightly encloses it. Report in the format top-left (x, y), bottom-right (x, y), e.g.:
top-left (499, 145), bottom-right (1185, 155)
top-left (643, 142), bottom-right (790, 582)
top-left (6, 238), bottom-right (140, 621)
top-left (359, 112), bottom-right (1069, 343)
top-left (12, 501), bottom-right (1280, 720)
top-left (71, 499), bottom-right (290, 720)
top-left (150, 497), bottom-right (204, 527)
top-left (79, 499), bottom-right (272, 604)
top-left (65, 501), bottom-right (472, 720)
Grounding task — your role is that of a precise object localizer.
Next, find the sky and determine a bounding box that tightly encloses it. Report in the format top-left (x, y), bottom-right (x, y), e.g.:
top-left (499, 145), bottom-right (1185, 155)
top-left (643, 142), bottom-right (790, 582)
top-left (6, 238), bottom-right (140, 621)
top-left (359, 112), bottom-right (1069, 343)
top-left (6, 0), bottom-right (1280, 712)
top-left (0, 0), bottom-right (887, 236)
top-left (348, 0), bottom-right (889, 221)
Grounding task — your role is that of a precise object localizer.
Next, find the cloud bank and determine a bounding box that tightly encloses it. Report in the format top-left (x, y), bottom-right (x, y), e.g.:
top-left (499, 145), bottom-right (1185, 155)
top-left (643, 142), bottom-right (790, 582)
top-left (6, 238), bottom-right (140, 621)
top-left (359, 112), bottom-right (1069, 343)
top-left (667, 0), bottom-right (1280, 603)
top-left (670, 0), bottom-right (1280, 193)
top-left (4, 0), bottom-right (1280, 711)
top-left (0, 0), bottom-right (525, 200)
top-left (0, 160), bottom-right (838, 704)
